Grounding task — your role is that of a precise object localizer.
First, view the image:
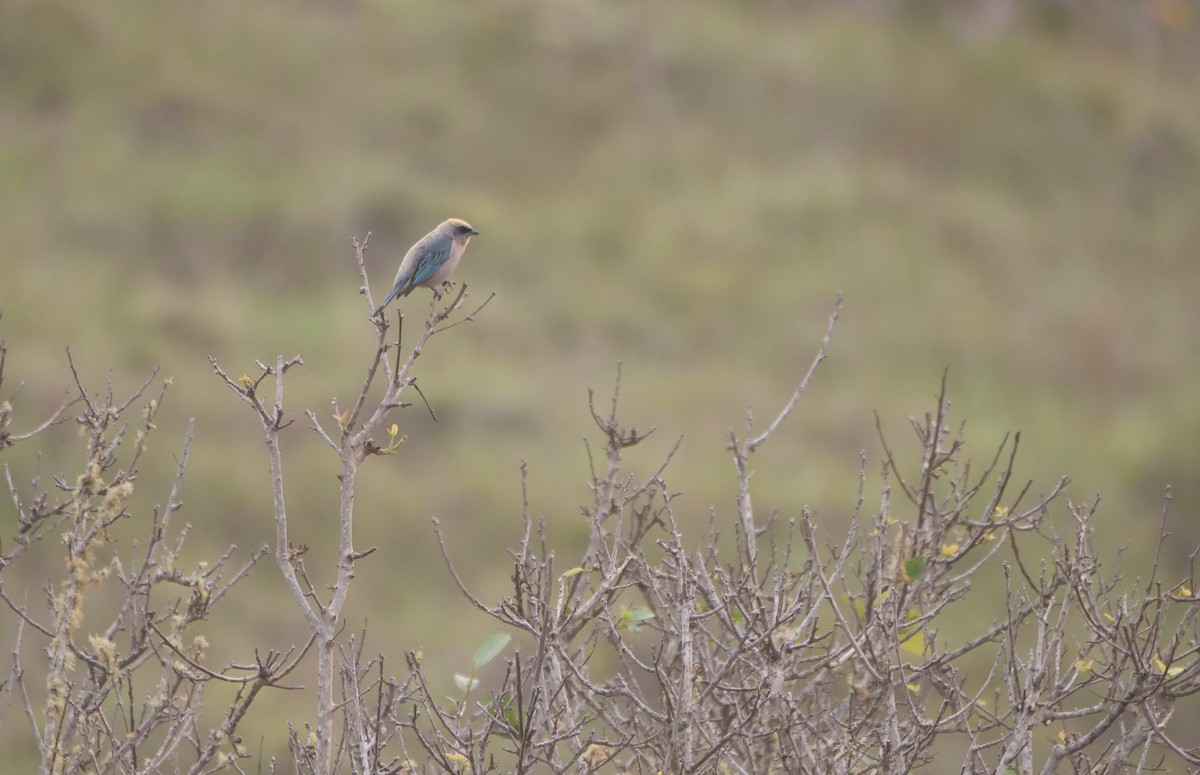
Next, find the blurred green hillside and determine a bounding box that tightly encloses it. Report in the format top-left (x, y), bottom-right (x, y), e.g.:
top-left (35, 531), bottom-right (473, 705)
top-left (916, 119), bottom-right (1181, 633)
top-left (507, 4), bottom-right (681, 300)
top-left (3, 0), bottom-right (1200, 769)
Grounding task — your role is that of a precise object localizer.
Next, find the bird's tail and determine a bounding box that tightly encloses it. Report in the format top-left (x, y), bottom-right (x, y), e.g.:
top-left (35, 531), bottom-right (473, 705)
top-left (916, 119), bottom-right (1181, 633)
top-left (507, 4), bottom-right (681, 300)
top-left (375, 283), bottom-right (405, 315)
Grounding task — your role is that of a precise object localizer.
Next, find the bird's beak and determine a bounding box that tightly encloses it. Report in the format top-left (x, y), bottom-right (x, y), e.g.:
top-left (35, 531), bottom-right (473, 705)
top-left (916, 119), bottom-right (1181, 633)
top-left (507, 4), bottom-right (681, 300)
top-left (468, 227), bottom-right (480, 237)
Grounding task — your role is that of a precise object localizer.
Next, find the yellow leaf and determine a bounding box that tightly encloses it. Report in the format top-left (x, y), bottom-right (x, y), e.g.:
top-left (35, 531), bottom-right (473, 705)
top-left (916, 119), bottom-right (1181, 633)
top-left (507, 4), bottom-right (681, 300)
top-left (906, 682), bottom-right (919, 694)
top-left (941, 543), bottom-right (959, 557)
top-left (1075, 659), bottom-right (1094, 673)
top-left (899, 627), bottom-right (925, 656)
top-left (1182, 586), bottom-right (1193, 597)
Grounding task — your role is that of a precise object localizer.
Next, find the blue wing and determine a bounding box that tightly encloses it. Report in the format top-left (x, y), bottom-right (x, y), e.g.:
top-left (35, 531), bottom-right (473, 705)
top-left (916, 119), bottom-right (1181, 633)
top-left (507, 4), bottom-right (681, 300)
top-left (378, 233), bottom-right (453, 310)
top-left (408, 233), bottom-right (453, 286)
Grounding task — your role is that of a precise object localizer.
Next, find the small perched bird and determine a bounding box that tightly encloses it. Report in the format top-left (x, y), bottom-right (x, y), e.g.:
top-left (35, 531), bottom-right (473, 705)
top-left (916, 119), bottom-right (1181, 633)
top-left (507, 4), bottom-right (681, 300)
top-left (377, 218), bottom-right (479, 312)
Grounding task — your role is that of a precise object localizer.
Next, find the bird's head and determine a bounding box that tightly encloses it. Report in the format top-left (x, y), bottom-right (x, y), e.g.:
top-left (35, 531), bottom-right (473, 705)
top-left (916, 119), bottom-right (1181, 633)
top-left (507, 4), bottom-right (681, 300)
top-left (441, 218), bottom-right (479, 242)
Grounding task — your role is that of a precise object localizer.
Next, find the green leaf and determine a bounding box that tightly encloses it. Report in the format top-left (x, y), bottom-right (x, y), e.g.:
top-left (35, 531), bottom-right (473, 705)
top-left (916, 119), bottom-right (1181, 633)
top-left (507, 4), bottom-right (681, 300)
top-left (903, 556), bottom-right (928, 582)
top-left (484, 691), bottom-right (523, 736)
top-left (618, 605), bottom-right (656, 633)
top-left (561, 567), bottom-right (586, 578)
top-left (471, 633), bottom-right (512, 670)
top-left (453, 673), bottom-right (479, 693)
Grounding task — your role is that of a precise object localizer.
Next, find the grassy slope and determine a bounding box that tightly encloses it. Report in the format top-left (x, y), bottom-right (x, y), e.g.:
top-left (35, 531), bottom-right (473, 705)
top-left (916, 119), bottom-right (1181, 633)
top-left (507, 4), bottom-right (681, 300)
top-left (2, 0), bottom-right (1199, 767)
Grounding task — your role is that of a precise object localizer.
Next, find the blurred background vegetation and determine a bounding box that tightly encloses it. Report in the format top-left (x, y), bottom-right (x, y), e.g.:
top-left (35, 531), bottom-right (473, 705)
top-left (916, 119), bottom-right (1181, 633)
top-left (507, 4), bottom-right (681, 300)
top-left (3, 0), bottom-right (1199, 768)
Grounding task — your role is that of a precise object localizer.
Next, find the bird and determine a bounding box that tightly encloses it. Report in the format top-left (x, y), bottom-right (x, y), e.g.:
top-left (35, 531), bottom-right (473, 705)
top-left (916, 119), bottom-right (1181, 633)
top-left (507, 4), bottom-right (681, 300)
top-left (376, 218), bottom-right (479, 312)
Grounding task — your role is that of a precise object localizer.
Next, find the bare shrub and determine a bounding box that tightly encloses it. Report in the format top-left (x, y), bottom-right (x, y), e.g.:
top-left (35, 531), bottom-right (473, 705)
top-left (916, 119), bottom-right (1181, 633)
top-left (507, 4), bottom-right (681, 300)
top-left (3, 245), bottom-right (1197, 774)
top-left (0, 349), bottom-right (279, 774)
top-left (390, 305), bottom-right (1199, 774)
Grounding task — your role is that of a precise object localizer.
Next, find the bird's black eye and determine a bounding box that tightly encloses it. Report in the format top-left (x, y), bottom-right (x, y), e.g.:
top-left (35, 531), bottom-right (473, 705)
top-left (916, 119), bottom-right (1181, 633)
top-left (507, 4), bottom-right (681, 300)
top-left (457, 224), bottom-right (474, 235)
